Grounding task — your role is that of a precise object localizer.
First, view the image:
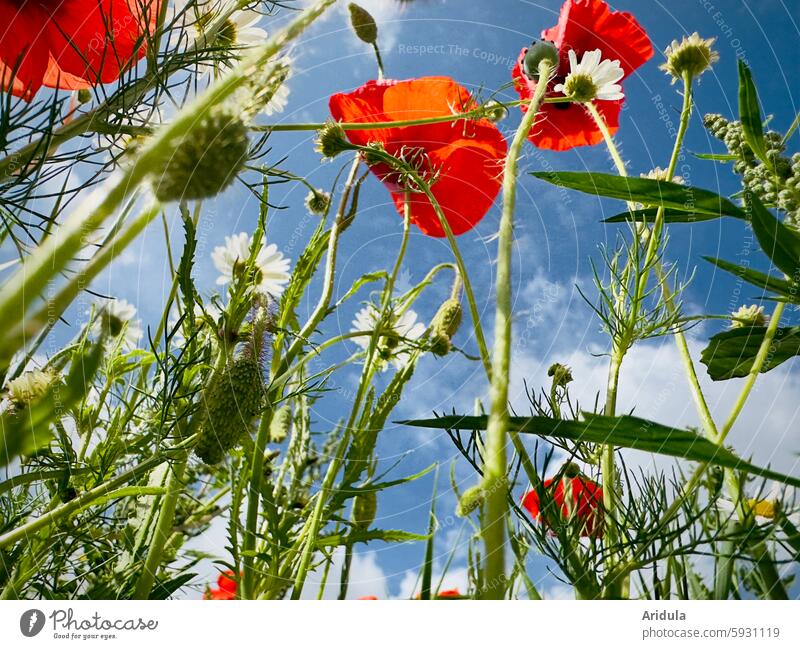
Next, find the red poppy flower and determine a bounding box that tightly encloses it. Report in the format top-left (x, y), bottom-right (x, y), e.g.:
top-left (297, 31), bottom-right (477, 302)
top-left (0, 0), bottom-right (159, 101)
top-left (511, 0), bottom-right (653, 150)
top-left (522, 475), bottom-right (604, 537)
top-left (329, 77), bottom-right (508, 237)
top-left (414, 587), bottom-right (463, 599)
top-left (358, 595), bottom-right (379, 600)
top-left (204, 570), bottom-right (238, 600)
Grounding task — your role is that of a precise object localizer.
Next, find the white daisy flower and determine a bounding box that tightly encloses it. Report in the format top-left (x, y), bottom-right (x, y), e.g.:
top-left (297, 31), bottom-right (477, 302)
top-left (212, 232), bottom-right (291, 299)
top-left (90, 299), bottom-right (143, 350)
top-left (175, 1), bottom-right (266, 48)
top-left (717, 483), bottom-right (791, 525)
top-left (350, 304), bottom-right (426, 371)
top-left (554, 49), bottom-right (625, 103)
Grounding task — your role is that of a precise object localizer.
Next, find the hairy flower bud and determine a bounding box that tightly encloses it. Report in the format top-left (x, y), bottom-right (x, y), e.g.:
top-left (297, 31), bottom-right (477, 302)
top-left (456, 485), bottom-right (485, 517)
top-left (305, 188), bottom-right (332, 215)
top-left (348, 3), bottom-right (378, 45)
top-left (429, 332), bottom-right (452, 357)
top-left (523, 40), bottom-right (559, 81)
top-left (316, 121), bottom-right (355, 160)
top-left (432, 298), bottom-right (463, 339)
top-left (352, 490), bottom-right (378, 530)
top-left (730, 304), bottom-right (767, 328)
top-left (660, 33), bottom-right (718, 82)
top-left (195, 355), bottom-right (265, 464)
top-left (269, 404), bottom-right (292, 443)
top-left (150, 108), bottom-right (249, 202)
top-left (4, 370), bottom-right (57, 408)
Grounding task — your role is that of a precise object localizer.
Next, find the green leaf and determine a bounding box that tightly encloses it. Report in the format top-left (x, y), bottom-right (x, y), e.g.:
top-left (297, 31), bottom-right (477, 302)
top-left (316, 529), bottom-right (428, 547)
top-left (738, 60), bottom-right (770, 166)
top-left (700, 325), bottom-right (800, 380)
top-left (748, 193), bottom-right (800, 279)
top-left (604, 208), bottom-right (728, 224)
top-left (531, 171), bottom-right (746, 218)
top-left (703, 256), bottom-right (796, 298)
top-left (693, 152), bottom-right (740, 162)
top-left (398, 413), bottom-right (800, 488)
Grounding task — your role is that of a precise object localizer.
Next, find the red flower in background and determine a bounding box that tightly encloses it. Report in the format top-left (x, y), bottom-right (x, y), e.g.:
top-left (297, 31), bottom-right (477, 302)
top-left (522, 474), bottom-right (604, 537)
top-left (204, 570), bottom-right (238, 600)
top-left (0, 0), bottom-right (159, 100)
top-left (358, 595), bottom-right (379, 600)
top-left (512, 0), bottom-right (653, 150)
top-left (329, 77), bottom-right (508, 237)
top-left (435, 588), bottom-right (462, 599)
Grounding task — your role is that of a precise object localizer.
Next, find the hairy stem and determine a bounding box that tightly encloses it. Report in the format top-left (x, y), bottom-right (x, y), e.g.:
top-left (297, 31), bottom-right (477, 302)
top-left (481, 59), bottom-right (552, 600)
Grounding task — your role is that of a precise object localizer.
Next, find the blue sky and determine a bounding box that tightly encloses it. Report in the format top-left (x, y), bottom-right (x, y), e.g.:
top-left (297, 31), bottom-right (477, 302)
top-left (8, 0), bottom-right (800, 597)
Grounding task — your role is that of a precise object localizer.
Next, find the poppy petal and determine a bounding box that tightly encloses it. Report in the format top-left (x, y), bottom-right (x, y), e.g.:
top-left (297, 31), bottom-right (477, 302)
top-left (330, 77), bottom-right (507, 237)
top-left (542, 0), bottom-right (653, 77)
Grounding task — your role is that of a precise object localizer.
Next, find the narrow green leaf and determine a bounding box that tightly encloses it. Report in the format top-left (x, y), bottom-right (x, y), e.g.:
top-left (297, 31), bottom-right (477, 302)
top-left (748, 193), bottom-right (800, 280)
top-left (398, 414), bottom-right (800, 488)
top-left (531, 171), bottom-right (746, 218)
top-left (703, 256), bottom-right (796, 298)
top-left (316, 529), bottom-right (428, 547)
top-left (604, 208), bottom-right (730, 224)
top-left (693, 152), bottom-right (740, 162)
top-left (738, 60), bottom-right (770, 166)
top-left (700, 325), bottom-right (800, 380)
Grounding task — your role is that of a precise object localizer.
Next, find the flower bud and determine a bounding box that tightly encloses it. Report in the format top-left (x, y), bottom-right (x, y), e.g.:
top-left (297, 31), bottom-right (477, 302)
top-left (195, 355), bottom-right (265, 464)
top-left (315, 121), bottom-right (355, 160)
top-left (523, 40), bottom-right (559, 81)
top-left (660, 33), bottom-right (719, 82)
top-left (730, 304), bottom-right (767, 328)
top-left (547, 363), bottom-right (573, 389)
top-left (269, 404), bottom-right (292, 443)
top-left (482, 100), bottom-right (508, 124)
top-left (429, 332), bottom-right (452, 357)
top-left (305, 188), bottom-right (331, 215)
top-left (348, 3), bottom-right (378, 45)
top-left (5, 370), bottom-right (58, 408)
top-left (150, 108), bottom-right (249, 202)
top-left (77, 89), bottom-right (92, 104)
top-left (352, 490), bottom-right (378, 530)
top-left (432, 298), bottom-right (462, 338)
top-left (456, 485), bottom-right (485, 517)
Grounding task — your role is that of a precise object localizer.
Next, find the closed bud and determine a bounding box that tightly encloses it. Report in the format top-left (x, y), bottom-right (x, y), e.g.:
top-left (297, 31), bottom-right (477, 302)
top-left (432, 298), bottom-right (462, 338)
top-left (270, 404), bottom-right (292, 443)
top-left (305, 188), bottom-right (331, 215)
top-left (352, 490), bottom-right (378, 530)
top-left (730, 304), bottom-right (767, 328)
top-left (547, 363), bottom-right (573, 389)
top-left (348, 3), bottom-right (378, 45)
top-left (195, 355), bottom-right (265, 464)
top-left (660, 33), bottom-right (718, 83)
top-left (77, 89), bottom-right (92, 104)
top-left (316, 121), bottom-right (355, 160)
top-left (4, 370), bottom-right (58, 408)
top-left (456, 485), bottom-right (485, 517)
top-left (150, 108), bottom-right (249, 202)
top-left (429, 332), bottom-right (452, 357)
top-left (523, 40), bottom-right (559, 81)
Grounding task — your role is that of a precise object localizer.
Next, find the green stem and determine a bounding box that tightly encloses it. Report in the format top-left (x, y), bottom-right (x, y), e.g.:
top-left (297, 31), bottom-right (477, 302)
top-left (481, 59), bottom-right (552, 600)
top-left (132, 453), bottom-right (190, 599)
top-left (242, 406), bottom-right (273, 599)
